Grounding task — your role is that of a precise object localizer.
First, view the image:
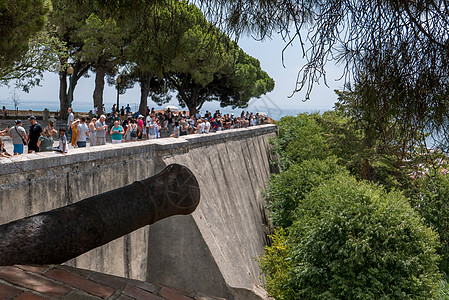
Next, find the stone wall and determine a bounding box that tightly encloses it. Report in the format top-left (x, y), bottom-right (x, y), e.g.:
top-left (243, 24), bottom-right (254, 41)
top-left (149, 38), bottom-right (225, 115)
top-left (0, 124), bottom-right (277, 299)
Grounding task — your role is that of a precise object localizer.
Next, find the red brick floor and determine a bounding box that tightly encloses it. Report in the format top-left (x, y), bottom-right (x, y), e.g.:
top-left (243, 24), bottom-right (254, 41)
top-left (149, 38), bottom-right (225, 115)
top-left (0, 265), bottom-right (226, 300)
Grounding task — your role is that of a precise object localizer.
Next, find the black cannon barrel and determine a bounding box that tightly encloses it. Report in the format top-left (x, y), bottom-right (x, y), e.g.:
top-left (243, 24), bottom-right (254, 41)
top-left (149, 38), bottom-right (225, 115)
top-left (0, 163), bottom-right (200, 266)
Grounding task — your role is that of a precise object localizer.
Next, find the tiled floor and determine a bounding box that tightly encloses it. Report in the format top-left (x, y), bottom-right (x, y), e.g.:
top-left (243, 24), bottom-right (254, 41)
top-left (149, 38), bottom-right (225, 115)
top-left (0, 265), bottom-right (225, 300)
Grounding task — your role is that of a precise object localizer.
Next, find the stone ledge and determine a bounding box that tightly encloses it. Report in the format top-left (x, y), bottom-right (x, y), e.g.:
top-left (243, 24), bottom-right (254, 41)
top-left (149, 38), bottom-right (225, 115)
top-left (0, 125), bottom-right (276, 176)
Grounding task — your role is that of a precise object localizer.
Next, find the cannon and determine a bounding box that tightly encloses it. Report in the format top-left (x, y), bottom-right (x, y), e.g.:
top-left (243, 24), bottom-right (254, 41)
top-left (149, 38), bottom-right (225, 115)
top-left (0, 164), bottom-right (200, 266)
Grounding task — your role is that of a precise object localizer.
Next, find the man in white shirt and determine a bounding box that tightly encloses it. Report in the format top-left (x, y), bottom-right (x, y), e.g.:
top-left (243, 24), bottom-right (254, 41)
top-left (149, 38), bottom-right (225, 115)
top-left (199, 119), bottom-right (206, 133)
top-left (95, 115), bottom-right (108, 145)
top-left (204, 119), bottom-right (211, 133)
top-left (145, 114), bottom-right (152, 139)
top-left (76, 117), bottom-right (89, 147)
top-left (67, 107), bottom-right (74, 141)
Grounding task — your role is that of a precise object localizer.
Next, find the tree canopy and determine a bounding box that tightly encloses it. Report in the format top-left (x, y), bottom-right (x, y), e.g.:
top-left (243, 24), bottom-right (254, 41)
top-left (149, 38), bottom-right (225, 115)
top-left (199, 0), bottom-right (449, 148)
top-left (121, 0), bottom-right (274, 115)
top-left (261, 112), bottom-right (447, 298)
top-left (0, 0), bottom-right (51, 69)
top-left (162, 32), bottom-right (274, 115)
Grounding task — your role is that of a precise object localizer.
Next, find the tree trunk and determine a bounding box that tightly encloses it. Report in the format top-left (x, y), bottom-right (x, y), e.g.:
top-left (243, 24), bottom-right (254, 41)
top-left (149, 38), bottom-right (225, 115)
top-left (58, 58), bottom-right (89, 119)
top-left (93, 65), bottom-right (106, 116)
top-left (187, 89), bottom-right (199, 117)
top-left (187, 104), bottom-right (197, 118)
top-left (59, 70), bottom-right (68, 120)
top-left (139, 74), bottom-right (151, 116)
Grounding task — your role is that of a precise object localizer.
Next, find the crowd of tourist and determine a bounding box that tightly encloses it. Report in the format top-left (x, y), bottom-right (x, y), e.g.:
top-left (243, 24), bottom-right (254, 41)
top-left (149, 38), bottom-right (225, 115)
top-left (0, 105), bottom-right (268, 157)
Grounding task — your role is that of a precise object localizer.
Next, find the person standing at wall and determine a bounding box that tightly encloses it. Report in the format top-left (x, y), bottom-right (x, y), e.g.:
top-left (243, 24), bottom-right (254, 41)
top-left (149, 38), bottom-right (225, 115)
top-left (27, 116), bottom-right (42, 154)
top-left (9, 120), bottom-right (27, 155)
top-left (148, 115), bottom-right (158, 139)
top-left (67, 107), bottom-right (74, 142)
top-left (180, 117), bottom-right (189, 136)
top-left (46, 119), bottom-right (57, 138)
top-left (37, 127), bottom-right (54, 152)
top-left (170, 121), bottom-right (181, 138)
top-left (137, 115), bottom-right (144, 140)
top-left (0, 124), bottom-right (11, 157)
top-left (110, 120), bottom-right (124, 144)
top-left (70, 119), bottom-right (79, 147)
top-left (95, 115), bottom-right (108, 146)
top-left (145, 114), bottom-right (152, 140)
top-left (167, 111), bottom-right (174, 135)
top-left (88, 117), bottom-right (97, 146)
top-left (76, 117), bottom-right (89, 148)
top-left (125, 119), bottom-right (138, 142)
top-left (204, 118), bottom-right (211, 134)
top-left (54, 127), bottom-right (68, 155)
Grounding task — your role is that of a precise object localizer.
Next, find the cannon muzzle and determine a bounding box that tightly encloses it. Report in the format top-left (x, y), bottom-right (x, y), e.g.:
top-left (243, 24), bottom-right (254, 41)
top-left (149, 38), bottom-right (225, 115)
top-left (0, 163), bottom-right (200, 266)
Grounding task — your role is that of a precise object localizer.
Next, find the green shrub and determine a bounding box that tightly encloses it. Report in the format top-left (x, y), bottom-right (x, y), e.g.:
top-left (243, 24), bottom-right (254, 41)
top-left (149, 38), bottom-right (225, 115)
top-left (289, 175), bottom-right (440, 299)
top-left (265, 157), bottom-right (348, 228)
top-left (273, 114), bottom-right (331, 170)
top-left (257, 228), bottom-right (296, 300)
top-left (436, 274), bottom-right (449, 300)
top-left (409, 174), bottom-right (449, 275)
top-left (273, 112), bottom-right (413, 190)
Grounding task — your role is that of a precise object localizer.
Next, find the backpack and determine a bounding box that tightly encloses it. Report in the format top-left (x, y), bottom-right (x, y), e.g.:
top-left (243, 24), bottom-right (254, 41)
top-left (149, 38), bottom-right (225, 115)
top-left (130, 126), bottom-right (138, 137)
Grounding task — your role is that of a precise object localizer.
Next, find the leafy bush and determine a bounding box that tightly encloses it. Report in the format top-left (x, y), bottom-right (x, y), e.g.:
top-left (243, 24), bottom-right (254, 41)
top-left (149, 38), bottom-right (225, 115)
top-left (409, 174), bottom-right (449, 275)
top-left (292, 175), bottom-right (441, 299)
top-left (265, 156), bottom-right (348, 228)
top-left (262, 174), bottom-right (441, 299)
top-left (437, 274), bottom-right (449, 300)
top-left (273, 112), bottom-right (413, 190)
top-left (273, 113), bottom-right (331, 170)
top-left (257, 228), bottom-right (296, 300)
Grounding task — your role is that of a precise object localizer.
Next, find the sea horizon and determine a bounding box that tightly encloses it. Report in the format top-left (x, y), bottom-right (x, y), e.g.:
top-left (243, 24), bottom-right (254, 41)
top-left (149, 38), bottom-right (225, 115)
top-left (0, 98), bottom-right (332, 121)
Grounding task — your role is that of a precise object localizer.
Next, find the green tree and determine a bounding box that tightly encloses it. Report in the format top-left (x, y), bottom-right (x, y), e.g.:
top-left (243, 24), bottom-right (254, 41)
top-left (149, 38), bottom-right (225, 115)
top-left (0, 26), bottom-right (65, 92)
top-left (274, 111), bottom-right (417, 190)
top-left (333, 87), bottom-right (429, 189)
top-left (262, 174), bottom-right (442, 299)
top-left (265, 156), bottom-right (347, 228)
top-left (48, 0), bottom-right (96, 118)
top-left (123, 0), bottom-right (201, 114)
top-left (165, 39), bottom-right (274, 116)
top-left (122, 0), bottom-right (274, 116)
top-left (272, 113), bottom-right (332, 170)
top-left (409, 174), bottom-right (449, 275)
top-left (0, 0), bottom-right (50, 71)
top-left (197, 0), bottom-right (449, 152)
top-left (78, 13), bottom-right (124, 113)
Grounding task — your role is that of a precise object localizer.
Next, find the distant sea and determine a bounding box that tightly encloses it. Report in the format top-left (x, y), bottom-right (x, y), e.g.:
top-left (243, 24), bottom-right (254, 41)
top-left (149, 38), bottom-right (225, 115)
top-left (0, 99), bottom-right (329, 121)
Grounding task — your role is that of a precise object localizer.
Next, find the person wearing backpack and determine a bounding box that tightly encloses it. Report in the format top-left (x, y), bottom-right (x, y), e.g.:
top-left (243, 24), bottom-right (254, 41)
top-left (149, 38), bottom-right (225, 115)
top-left (125, 120), bottom-right (138, 142)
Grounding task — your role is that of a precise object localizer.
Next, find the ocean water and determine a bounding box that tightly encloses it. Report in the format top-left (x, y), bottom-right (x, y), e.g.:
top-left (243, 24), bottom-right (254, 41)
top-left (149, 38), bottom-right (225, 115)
top-left (0, 98), bottom-right (327, 120)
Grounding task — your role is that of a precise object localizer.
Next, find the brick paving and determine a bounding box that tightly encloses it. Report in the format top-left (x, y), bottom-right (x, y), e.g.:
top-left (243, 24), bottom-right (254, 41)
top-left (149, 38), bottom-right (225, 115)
top-left (0, 265), bottom-right (226, 300)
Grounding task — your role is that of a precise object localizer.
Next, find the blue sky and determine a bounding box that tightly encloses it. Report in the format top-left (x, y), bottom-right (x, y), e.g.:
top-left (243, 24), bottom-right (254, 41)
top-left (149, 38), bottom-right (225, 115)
top-left (0, 34), bottom-right (344, 118)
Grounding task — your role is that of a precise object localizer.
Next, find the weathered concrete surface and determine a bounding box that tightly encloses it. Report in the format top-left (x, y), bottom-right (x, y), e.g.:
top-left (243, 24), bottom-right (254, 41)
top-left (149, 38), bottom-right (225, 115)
top-left (0, 124), bottom-right (277, 299)
top-left (0, 164), bottom-right (200, 266)
top-left (0, 142), bottom-right (158, 280)
top-left (148, 127), bottom-right (275, 299)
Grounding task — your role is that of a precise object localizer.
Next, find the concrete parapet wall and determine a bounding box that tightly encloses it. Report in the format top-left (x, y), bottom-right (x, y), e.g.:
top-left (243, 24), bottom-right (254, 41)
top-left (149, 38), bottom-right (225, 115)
top-left (0, 124), bottom-right (277, 299)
